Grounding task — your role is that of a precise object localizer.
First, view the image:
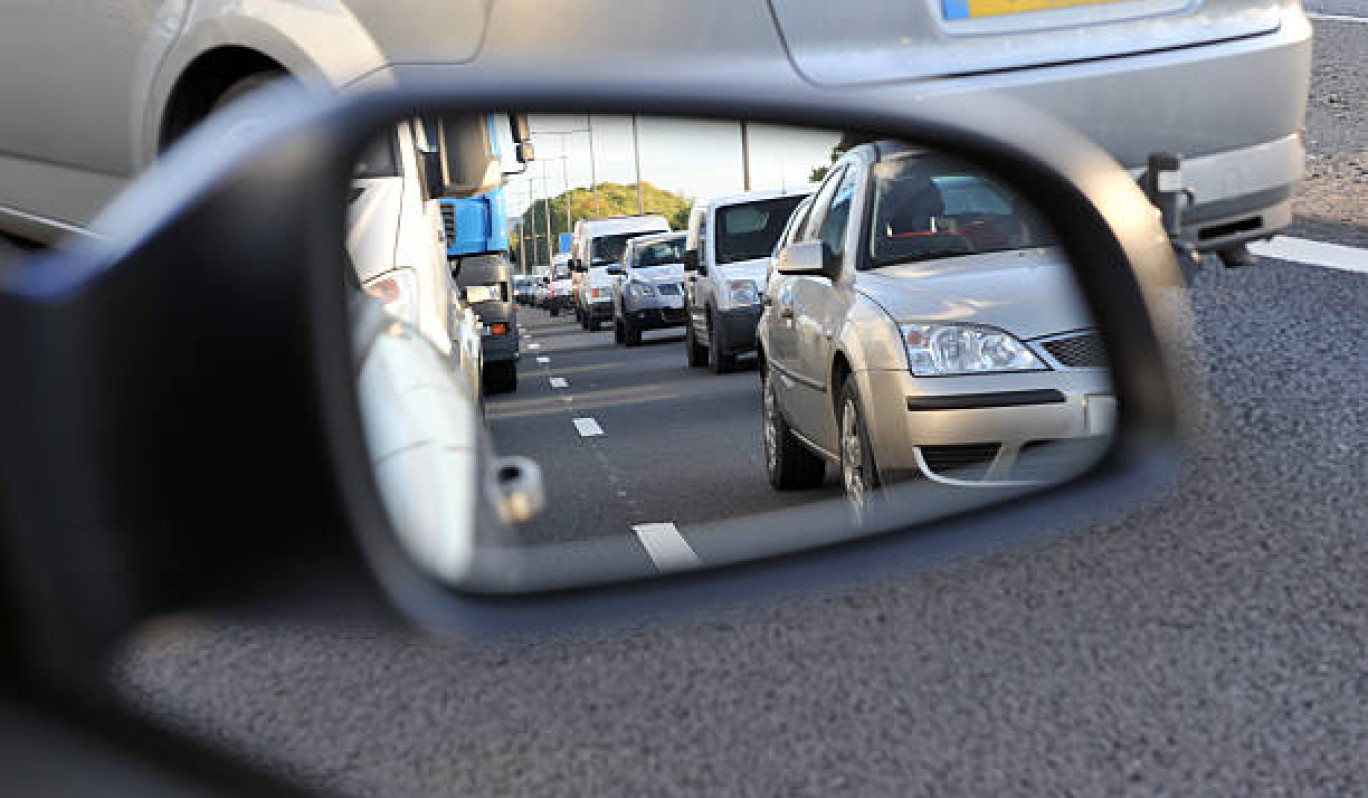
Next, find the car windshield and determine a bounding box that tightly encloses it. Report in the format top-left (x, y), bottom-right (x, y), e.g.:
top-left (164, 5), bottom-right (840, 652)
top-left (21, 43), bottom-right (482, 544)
top-left (591, 233), bottom-right (649, 265)
top-left (866, 156), bottom-right (1057, 269)
top-left (633, 238), bottom-right (686, 268)
top-left (715, 195), bottom-right (806, 264)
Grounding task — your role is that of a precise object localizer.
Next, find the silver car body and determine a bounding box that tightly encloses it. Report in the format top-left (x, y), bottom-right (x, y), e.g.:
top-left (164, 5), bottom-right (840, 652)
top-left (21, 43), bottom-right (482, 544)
top-left (571, 215), bottom-right (671, 326)
top-left (611, 232), bottom-right (689, 339)
top-left (759, 142), bottom-right (1113, 487)
top-left (0, 0), bottom-right (1308, 256)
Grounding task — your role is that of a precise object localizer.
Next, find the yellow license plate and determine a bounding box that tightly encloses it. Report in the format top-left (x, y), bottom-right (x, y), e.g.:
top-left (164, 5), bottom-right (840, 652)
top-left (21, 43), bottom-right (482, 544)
top-left (943, 0), bottom-right (1123, 21)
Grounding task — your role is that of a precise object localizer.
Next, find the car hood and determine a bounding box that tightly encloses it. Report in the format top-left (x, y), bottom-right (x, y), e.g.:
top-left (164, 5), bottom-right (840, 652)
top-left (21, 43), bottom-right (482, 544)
top-left (854, 248), bottom-right (1091, 340)
top-left (588, 265), bottom-right (618, 289)
top-left (630, 264), bottom-right (685, 283)
top-left (714, 256), bottom-right (770, 286)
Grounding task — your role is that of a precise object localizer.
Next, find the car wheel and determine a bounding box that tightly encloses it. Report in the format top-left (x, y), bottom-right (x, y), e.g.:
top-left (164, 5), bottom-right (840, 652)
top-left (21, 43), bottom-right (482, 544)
top-left (549, 305), bottom-right (559, 317)
top-left (685, 313), bottom-right (707, 367)
top-left (613, 316), bottom-right (625, 344)
top-left (587, 315), bottom-right (601, 332)
top-left (624, 315), bottom-right (643, 347)
top-left (707, 310), bottom-right (736, 374)
top-left (764, 371), bottom-right (826, 490)
top-left (838, 378), bottom-right (880, 518)
top-left (484, 361), bottom-right (518, 395)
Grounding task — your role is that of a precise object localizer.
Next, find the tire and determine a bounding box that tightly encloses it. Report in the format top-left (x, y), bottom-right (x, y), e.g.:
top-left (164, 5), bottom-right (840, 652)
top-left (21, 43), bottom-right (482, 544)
top-left (685, 312), bottom-right (708, 367)
top-left (623, 315), bottom-right (642, 347)
top-left (764, 370), bottom-right (826, 490)
top-left (205, 72), bottom-right (293, 157)
top-left (549, 305), bottom-right (559, 317)
top-left (483, 361), bottom-right (518, 395)
top-left (587, 315), bottom-right (601, 332)
top-left (707, 310), bottom-right (736, 374)
top-left (838, 378), bottom-right (881, 516)
top-left (613, 316), bottom-right (625, 344)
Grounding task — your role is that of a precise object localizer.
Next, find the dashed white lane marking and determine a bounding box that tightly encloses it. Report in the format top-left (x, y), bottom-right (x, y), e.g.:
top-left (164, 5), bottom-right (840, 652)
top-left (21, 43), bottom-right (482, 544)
top-left (549, 377), bottom-right (569, 389)
top-left (528, 342), bottom-right (541, 350)
top-left (572, 417), bottom-right (603, 437)
top-left (632, 523), bottom-right (701, 573)
top-left (1250, 236), bottom-right (1368, 275)
top-left (536, 356), bottom-right (550, 364)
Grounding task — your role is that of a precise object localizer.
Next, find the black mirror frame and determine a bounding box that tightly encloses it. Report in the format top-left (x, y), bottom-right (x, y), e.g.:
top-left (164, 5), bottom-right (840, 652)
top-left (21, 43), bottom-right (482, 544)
top-left (0, 78), bottom-right (1186, 675)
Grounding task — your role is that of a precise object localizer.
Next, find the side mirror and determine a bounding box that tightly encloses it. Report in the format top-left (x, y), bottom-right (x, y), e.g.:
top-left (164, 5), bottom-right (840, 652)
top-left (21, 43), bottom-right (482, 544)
top-left (607, 265), bottom-right (625, 276)
top-left (682, 250), bottom-right (699, 272)
top-left (515, 140), bottom-right (535, 164)
top-left (776, 240), bottom-right (840, 281)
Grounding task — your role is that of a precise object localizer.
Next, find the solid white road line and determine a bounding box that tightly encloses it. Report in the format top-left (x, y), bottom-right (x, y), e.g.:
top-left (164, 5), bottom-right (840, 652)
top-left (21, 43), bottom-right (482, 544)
top-left (1250, 236), bottom-right (1368, 275)
top-left (632, 523), bottom-right (701, 572)
top-left (549, 377), bottom-right (569, 389)
top-left (536, 356), bottom-right (550, 364)
top-left (572, 417), bottom-right (603, 437)
top-left (1308, 12), bottom-right (1368, 24)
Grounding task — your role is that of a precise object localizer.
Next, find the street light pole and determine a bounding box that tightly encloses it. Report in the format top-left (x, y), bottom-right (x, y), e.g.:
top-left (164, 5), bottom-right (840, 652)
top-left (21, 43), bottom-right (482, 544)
top-left (540, 162), bottom-right (553, 264)
top-left (632, 114), bottom-right (644, 215)
top-left (586, 113), bottom-right (600, 217)
top-left (742, 122), bottom-right (753, 191)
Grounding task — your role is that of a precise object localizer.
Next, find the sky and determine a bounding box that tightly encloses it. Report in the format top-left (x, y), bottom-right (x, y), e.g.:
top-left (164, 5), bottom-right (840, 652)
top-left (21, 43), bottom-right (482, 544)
top-left (499, 114), bottom-right (841, 218)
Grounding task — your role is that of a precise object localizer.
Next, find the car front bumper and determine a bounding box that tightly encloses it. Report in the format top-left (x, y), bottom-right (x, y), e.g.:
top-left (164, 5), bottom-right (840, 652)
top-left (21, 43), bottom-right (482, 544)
top-left (855, 368), bottom-right (1116, 487)
top-left (715, 304), bottom-right (763, 355)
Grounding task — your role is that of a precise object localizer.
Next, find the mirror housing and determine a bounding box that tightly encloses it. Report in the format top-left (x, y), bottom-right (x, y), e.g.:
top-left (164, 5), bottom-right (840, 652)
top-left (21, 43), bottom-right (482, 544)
top-left (607, 265), bottom-right (625, 276)
top-left (682, 250), bottom-right (699, 272)
top-left (776, 240), bottom-right (840, 280)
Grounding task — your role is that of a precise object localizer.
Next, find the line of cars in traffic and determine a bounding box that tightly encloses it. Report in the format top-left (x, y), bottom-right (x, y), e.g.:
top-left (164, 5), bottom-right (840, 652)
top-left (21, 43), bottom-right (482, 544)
top-left (512, 142), bottom-right (1113, 509)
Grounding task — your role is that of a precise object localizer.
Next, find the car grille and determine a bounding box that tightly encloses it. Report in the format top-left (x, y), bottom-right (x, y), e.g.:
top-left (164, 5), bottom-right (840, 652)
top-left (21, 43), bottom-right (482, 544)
top-left (441, 203), bottom-right (456, 242)
top-left (656, 283), bottom-right (682, 296)
top-left (1041, 332), bottom-right (1107, 369)
top-left (919, 443), bottom-right (1000, 480)
top-left (1013, 437), bottom-right (1110, 481)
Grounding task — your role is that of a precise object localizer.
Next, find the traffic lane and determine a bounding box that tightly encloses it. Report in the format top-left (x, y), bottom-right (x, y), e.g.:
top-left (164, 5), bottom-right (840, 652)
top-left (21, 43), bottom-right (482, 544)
top-left (488, 307), bottom-right (843, 548)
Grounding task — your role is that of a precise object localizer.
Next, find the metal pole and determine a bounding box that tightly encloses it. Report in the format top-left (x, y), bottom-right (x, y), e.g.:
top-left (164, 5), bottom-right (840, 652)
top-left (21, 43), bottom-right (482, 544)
top-left (541, 162), bottom-right (553, 264)
top-left (740, 121), bottom-right (752, 191)
top-left (632, 114), bottom-right (644, 215)
top-left (561, 155), bottom-right (572, 237)
top-left (587, 113), bottom-right (600, 217)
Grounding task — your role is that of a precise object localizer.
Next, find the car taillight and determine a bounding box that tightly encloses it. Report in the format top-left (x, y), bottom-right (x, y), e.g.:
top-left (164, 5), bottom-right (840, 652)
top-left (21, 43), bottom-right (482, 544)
top-left (362, 268), bottom-right (418, 324)
top-left (489, 323), bottom-right (508, 336)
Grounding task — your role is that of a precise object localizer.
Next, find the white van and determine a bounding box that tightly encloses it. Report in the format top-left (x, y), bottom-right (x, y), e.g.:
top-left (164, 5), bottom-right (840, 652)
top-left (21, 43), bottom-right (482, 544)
top-left (682, 187), bottom-right (812, 373)
top-left (549, 252), bottom-right (574, 317)
top-left (569, 215), bottom-right (671, 331)
top-left (348, 119), bottom-right (483, 403)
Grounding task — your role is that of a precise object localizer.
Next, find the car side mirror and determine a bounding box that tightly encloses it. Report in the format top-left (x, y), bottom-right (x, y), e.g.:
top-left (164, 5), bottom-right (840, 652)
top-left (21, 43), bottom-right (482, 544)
top-left (682, 250), bottom-right (698, 272)
top-left (607, 265), bottom-right (625, 276)
top-left (418, 148), bottom-right (444, 202)
top-left (776, 240), bottom-right (840, 281)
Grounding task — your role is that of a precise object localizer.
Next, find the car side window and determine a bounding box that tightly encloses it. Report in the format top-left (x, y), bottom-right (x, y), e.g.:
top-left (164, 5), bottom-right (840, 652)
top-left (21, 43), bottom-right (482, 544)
top-left (800, 166), bottom-right (847, 243)
top-left (819, 168), bottom-right (858, 256)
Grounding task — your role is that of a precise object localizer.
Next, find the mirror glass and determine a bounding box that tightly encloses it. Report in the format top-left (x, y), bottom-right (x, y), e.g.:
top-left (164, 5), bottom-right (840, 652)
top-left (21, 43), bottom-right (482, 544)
top-left (347, 113), bottom-right (1115, 593)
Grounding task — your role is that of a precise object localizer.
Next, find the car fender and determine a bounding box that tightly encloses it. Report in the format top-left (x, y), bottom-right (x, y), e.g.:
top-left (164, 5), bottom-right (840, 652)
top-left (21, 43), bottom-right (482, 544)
top-left (139, 0), bottom-right (394, 168)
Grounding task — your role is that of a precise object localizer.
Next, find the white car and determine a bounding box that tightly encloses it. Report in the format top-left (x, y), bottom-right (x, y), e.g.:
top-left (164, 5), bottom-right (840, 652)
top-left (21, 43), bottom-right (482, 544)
top-left (682, 188), bottom-right (813, 373)
top-left (569, 215), bottom-right (671, 331)
top-left (348, 119), bottom-right (483, 405)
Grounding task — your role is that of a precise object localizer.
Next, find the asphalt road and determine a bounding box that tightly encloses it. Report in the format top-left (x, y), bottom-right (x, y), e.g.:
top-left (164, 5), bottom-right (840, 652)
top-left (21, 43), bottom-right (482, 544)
top-left (113, 18), bottom-right (1366, 798)
top-left (487, 311), bottom-right (840, 547)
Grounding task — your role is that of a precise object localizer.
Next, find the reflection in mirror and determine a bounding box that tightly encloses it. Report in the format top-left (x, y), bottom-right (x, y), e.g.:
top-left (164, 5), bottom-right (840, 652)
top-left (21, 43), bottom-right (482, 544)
top-left (347, 113), bottom-right (1114, 594)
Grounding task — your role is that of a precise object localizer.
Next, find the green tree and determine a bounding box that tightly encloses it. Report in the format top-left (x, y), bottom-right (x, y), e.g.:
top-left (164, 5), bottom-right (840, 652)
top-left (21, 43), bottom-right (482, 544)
top-left (808, 131), bottom-right (882, 182)
top-left (514, 181), bottom-right (693, 265)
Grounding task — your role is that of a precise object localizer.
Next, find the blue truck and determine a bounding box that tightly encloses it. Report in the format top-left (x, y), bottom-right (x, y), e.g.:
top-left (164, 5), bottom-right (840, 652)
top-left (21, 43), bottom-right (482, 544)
top-left (441, 117), bottom-right (520, 394)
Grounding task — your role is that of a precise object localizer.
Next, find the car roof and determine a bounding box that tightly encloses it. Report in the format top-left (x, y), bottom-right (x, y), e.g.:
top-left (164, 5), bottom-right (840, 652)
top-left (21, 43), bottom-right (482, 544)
top-left (628, 231), bottom-right (686, 247)
top-left (576, 215), bottom-right (671, 235)
top-left (695, 185), bottom-right (816, 213)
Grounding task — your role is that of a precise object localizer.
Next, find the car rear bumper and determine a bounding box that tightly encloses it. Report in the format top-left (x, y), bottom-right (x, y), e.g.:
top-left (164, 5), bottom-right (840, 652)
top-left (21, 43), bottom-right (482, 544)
top-left (856, 368), bottom-right (1115, 486)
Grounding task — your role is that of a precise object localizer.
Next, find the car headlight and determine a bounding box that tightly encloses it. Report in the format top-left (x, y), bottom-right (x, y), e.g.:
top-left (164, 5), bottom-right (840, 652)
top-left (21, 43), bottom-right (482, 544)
top-left (901, 323), bottom-right (1047, 377)
top-left (728, 279), bottom-right (760, 306)
top-left (363, 268), bottom-right (419, 325)
top-left (629, 283), bottom-right (657, 298)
